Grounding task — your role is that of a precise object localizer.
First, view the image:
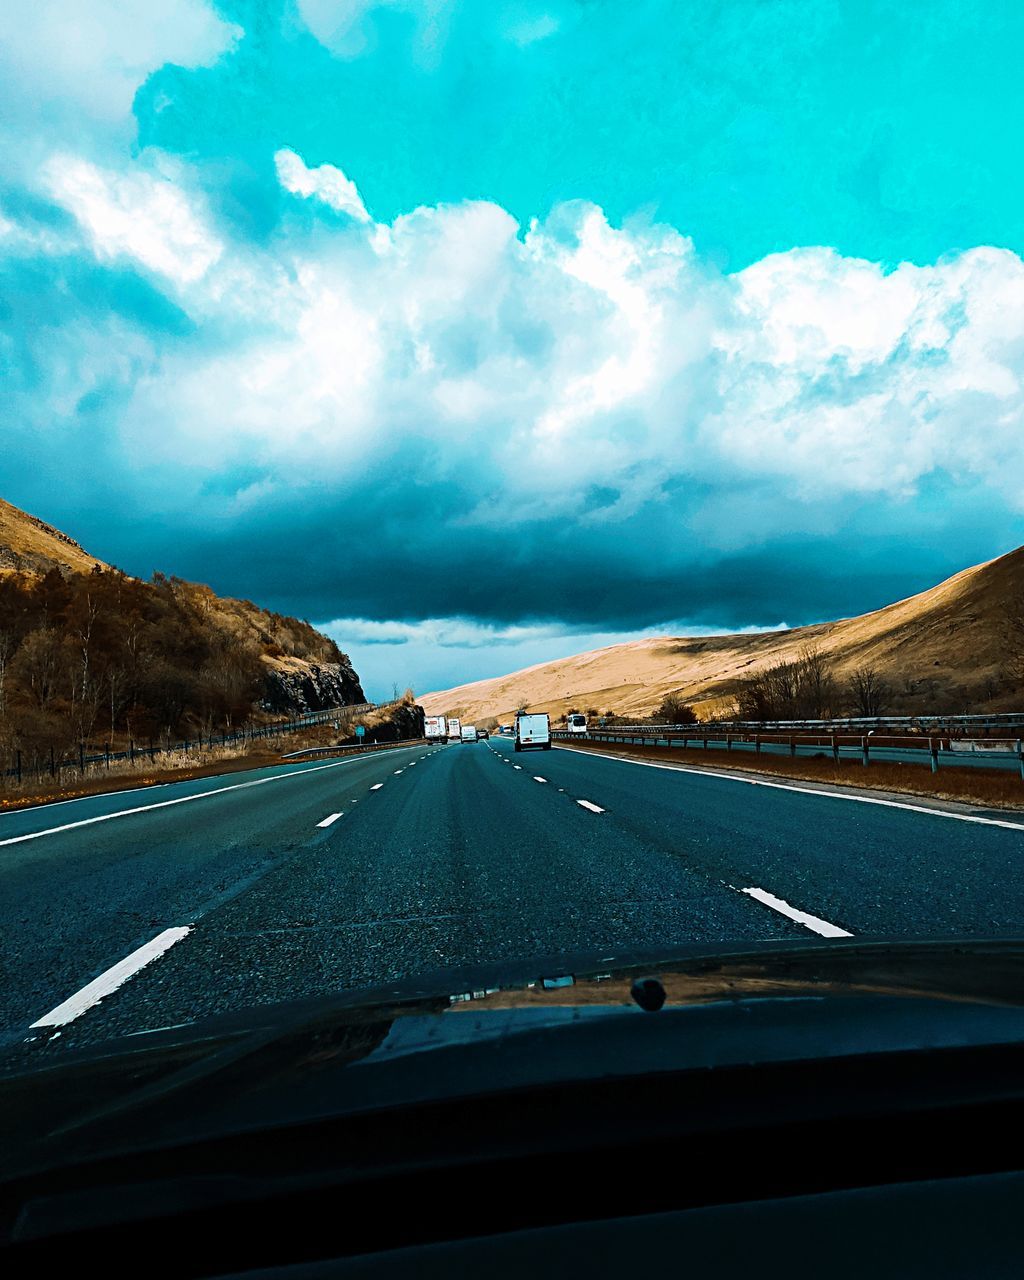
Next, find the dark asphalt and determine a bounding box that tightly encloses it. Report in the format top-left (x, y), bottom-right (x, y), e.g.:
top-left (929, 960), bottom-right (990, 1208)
top-left (3, 735), bottom-right (1024, 1061)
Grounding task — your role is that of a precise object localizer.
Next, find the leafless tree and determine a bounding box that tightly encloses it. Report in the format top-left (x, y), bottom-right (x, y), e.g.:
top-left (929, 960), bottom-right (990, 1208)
top-left (848, 665), bottom-right (890, 717)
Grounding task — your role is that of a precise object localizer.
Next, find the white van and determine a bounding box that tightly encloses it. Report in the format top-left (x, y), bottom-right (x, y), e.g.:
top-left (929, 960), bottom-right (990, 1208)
top-left (515, 713), bottom-right (551, 751)
top-left (448, 717), bottom-right (462, 742)
top-left (566, 713), bottom-right (587, 735)
top-left (461, 724), bottom-right (478, 743)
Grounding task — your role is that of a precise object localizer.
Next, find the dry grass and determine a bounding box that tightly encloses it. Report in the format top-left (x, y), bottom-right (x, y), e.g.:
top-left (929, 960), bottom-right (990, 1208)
top-left (557, 739), bottom-right (1024, 812)
top-left (0, 720), bottom-right (396, 813)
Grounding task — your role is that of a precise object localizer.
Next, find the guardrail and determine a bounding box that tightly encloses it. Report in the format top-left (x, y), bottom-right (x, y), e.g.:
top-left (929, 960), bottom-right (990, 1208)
top-left (281, 737), bottom-right (426, 760)
top-left (553, 728), bottom-right (1024, 780)
top-left (580, 712), bottom-right (1024, 735)
top-left (1, 701), bottom-right (377, 788)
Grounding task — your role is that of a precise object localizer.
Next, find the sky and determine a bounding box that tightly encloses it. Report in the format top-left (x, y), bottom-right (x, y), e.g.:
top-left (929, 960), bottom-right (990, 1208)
top-left (2, 0), bottom-right (1024, 699)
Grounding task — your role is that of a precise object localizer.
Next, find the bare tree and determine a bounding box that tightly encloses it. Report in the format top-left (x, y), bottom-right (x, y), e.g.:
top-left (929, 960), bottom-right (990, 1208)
top-left (848, 665), bottom-right (890, 717)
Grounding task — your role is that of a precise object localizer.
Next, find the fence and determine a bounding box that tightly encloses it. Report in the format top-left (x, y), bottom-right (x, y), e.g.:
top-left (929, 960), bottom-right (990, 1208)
top-left (1, 701), bottom-right (377, 788)
top-left (553, 725), bottom-right (1024, 780)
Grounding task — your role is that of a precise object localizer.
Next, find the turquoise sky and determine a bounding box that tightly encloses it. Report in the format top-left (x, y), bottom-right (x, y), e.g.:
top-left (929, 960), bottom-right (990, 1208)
top-left (2, 1), bottom-right (1023, 696)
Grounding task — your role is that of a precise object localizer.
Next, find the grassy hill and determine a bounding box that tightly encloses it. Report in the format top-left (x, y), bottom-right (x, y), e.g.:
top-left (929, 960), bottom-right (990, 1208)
top-left (0, 498), bottom-right (365, 757)
top-left (422, 545), bottom-right (1024, 724)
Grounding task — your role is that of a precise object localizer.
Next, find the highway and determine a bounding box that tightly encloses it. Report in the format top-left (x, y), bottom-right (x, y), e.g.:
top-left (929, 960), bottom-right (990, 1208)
top-left (3, 735), bottom-right (1024, 1063)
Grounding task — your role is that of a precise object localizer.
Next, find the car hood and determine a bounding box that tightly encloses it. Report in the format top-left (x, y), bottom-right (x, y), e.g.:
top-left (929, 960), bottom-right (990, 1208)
top-left (3, 936), bottom-right (1024, 1176)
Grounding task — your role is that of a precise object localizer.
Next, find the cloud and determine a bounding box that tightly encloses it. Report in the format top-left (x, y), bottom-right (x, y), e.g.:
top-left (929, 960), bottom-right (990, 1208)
top-left (43, 155), bottom-right (222, 284)
top-left (275, 149), bottom-right (372, 223)
top-left (3, 139), bottom-right (1024, 692)
top-left (0, 0), bottom-right (239, 128)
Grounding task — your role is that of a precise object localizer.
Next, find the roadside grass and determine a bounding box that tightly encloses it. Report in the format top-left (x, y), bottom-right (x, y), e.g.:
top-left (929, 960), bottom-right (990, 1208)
top-left (0, 722), bottom-right (408, 813)
top-left (557, 739), bottom-right (1024, 812)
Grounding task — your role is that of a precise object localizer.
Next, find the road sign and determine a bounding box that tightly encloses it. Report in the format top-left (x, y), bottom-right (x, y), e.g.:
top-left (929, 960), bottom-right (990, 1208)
top-left (355, 725), bottom-right (365, 739)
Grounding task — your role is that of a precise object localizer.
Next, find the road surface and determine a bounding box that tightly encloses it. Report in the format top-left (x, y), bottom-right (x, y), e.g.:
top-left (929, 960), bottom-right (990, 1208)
top-left (3, 736), bottom-right (1024, 1062)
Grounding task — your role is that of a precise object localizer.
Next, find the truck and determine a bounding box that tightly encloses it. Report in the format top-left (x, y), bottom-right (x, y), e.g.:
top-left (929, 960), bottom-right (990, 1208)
top-left (566, 713), bottom-right (587, 735)
top-left (424, 715), bottom-right (448, 743)
top-left (515, 712), bottom-right (551, 751)
top-left (461, 724), bottom-right (478, 743)
top-left (448, 717), bottom-right (462, 743)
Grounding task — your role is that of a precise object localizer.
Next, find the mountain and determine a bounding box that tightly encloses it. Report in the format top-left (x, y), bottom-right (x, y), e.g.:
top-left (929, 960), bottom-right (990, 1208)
top-left (0, 498), bottom-right (366, 746)
top-left (421, 546), bottom-right (1024, 724)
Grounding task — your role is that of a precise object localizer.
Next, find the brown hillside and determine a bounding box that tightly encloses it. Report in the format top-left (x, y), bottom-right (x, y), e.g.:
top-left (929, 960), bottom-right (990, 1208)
top-left (0, 497), bottom-right (106, 577)
top-left (422, 546), bottom-right (1024, 723)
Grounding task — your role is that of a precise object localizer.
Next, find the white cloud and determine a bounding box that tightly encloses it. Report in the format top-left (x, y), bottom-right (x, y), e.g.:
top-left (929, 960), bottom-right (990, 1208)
top-left (9, 144), bottom-right (1024, 533)
top-left (275, 149), bottom-right (372, 223)
top-left (0, 0), bottom-right (240, 126)
top-left (43, 154), bottom-right (222, 284)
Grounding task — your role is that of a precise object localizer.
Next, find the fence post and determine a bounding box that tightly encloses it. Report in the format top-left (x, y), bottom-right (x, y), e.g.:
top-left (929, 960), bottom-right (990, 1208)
top-left (831, 734), bottom-right (839, 765)
top-left (129, 738), bottom-right (135, 763)
top-left (726, 734), bottom-right (732, 752)
top-left (79, 741), bottom-right (85, 774)
top-left (16, 750), bottom-right (22, 784)
top-left (702, 736), bottom-right (708, 750)
top-left (862, 736), bottom-right (869, 767)
top-left (755, 735), bottom-right (761, 755)
top-left (149, 739), bottom-right (155, 763)
top-left (105, 742), bottom-right (111, 770)
top-left (930, 738), bottom-right (939, 773)
top-left (789, 735), bottom-right (796, 759)
top-left (1018, 740), bottom-right (1023, 782)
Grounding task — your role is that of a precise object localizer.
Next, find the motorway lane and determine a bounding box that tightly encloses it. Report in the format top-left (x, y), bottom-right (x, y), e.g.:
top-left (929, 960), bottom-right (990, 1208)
top-left (5, 732), bottom-right (1024, 1063)
top-left (0, 743), bottom-right (441, 1047)
top-left (526, 739), bottom-right (1024, 937)
top-left (21, 736), bottom-right (795, 1051)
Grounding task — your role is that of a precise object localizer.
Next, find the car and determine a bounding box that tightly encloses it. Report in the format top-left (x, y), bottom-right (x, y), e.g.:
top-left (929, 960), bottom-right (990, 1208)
top-left (478, 728), bottom-right (489, 739)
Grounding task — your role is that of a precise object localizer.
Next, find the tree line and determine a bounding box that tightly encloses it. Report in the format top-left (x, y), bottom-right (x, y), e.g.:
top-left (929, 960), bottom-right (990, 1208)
top-left (0, 565), bottom-right (348, 759)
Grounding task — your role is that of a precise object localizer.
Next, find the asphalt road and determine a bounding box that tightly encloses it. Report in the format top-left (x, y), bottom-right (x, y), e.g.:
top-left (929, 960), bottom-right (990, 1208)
top-left (3, 735), bottom-right (1024, 1063)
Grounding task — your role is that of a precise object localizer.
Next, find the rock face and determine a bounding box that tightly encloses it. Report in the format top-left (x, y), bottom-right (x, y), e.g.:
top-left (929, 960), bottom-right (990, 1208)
top-left (262, 659), bottom-right (367, 715)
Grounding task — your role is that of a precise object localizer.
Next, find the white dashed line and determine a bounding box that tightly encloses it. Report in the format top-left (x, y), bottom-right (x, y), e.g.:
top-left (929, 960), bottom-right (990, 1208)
top-left (0, 751), bottom-right (422, 849)
top-left (31, 926), bottom-right (193, 1029)
top-left (576, 800), bottom-right (605, 813)
top-left (370, 783), bottom-right (384, 791)
top-left (394, 769), bottom-right (404, 774)
top-left (317, 812), bottom-right (343, 827)
top-left (533, 776), bottom-right (547, 783)
top-left (552, 744), bottom-right (1024, 832)
top-left (736, 886), bottom-right (852, 938)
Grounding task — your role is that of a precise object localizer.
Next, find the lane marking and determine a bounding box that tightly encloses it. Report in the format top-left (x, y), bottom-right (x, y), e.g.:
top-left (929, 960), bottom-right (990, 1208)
top-left (370, 783), bottom-right (384, 791)
top-left (513, 765), bottom-right (523, 770)
top-left (0, 749), bottom-right (423, 849)
top-left (317, 812), bottom-right (343, 828)
top-left (576, 800), bottom-right (605, 813)
top-left (737, 886), bottom-right (852, 938)
top-left (552, 745), bottom-right (1024, 833)
top-left (533, 776), bottom-right (547, 783)
top-left (394, 769), bottom-right (404, 774)
top-left (31, 926), bottom-right (193, 1028)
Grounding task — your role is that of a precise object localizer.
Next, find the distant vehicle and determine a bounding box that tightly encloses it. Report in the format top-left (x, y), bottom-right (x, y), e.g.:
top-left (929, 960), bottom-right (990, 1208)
top-left (499, 724), bottom-right (513, 736)
top-left (425, 715), bottom-right (448, 742)
top-left (566, 713), bottom-right (587, 735)
top-left (515, 712), bottom-right (551, 751)
top-left (461, 724), bottom-right (479, 743)
top-left (478, 728), bottom-right (489, 739)
top-left (448, 717), bottom-right (462, 742)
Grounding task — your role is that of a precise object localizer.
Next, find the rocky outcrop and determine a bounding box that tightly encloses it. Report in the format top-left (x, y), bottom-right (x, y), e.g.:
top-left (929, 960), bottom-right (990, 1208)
top-left (261, 659), bottom-right (367, 715)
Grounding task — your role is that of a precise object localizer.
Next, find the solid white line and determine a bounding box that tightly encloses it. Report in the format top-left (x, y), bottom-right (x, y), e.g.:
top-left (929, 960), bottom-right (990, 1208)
top-left (317, 812), bottom-right (343, 827)
top-left (0, 750), bottom-right (421, 849)
top-left (553, 745), bottom-right (1024, 832)
top-left (0, 780), bottom-right (170, 820)
top-left (370, 783), bottom-right (384, 791)
top-left (576, 800), bottom-right (606, 813)
top-left (738, 886), bottom-right (853, 938)
top-left (31, 926), bottom-right (193, 1028)
top-left (533, 776), bottom-right (547, 783)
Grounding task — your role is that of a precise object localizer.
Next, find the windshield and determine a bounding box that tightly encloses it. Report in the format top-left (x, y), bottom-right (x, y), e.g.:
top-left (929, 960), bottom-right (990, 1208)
top-left (3, 1), bottom-right (1024, 1111)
